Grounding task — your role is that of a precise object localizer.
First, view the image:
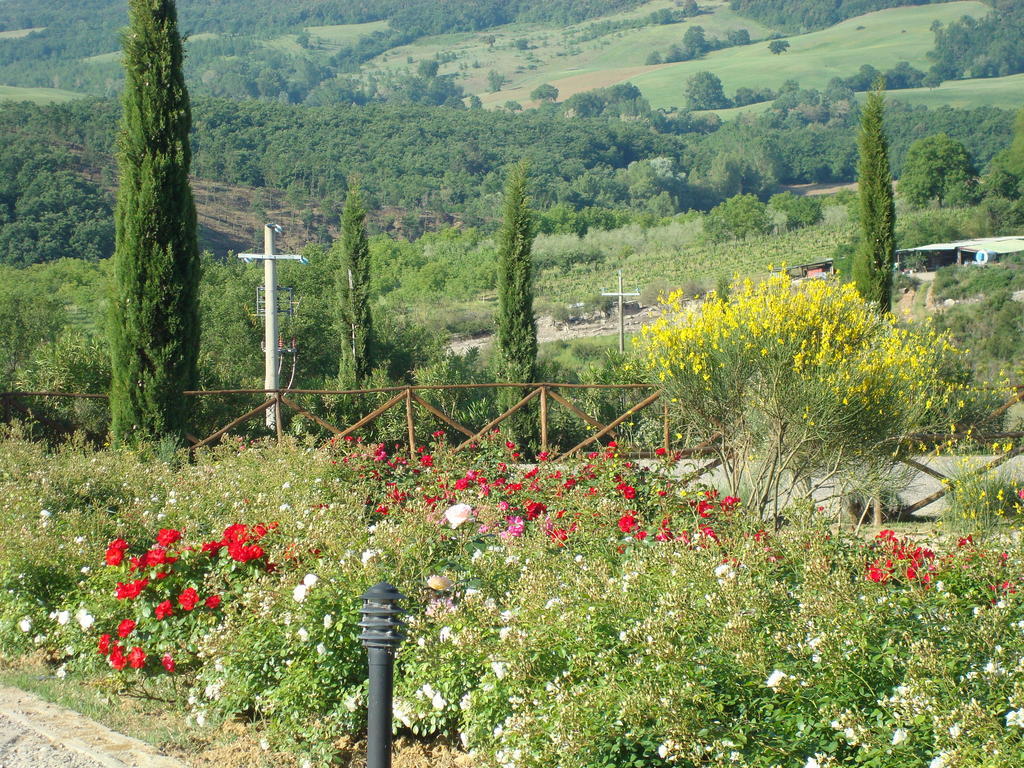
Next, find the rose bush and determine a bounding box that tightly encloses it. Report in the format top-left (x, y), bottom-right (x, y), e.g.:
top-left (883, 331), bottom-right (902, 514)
top-left (0, 434), bottom-right (1022, 768)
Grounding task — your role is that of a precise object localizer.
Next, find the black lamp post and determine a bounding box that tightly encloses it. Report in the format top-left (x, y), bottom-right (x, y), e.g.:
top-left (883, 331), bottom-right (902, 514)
top-left (359, 582), bottom-right (407, 768)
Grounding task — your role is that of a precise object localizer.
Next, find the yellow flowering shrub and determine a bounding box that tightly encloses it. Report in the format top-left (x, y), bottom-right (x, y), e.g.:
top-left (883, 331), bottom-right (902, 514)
top-left (639, 273), bottom-right (973, 519)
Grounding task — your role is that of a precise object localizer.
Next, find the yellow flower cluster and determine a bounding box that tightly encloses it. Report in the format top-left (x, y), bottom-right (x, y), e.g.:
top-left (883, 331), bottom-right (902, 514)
top-left (639, 273), bottom-right (964, 433)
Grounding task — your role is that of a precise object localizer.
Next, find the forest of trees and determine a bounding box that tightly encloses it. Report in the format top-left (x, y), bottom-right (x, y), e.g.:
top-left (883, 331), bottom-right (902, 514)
top-left (727, 0), bottom-right (949, 32)
top-left (927, 2), bottom-right (1024, 82)
top-left (0, 93), bottom-right (1016, 267)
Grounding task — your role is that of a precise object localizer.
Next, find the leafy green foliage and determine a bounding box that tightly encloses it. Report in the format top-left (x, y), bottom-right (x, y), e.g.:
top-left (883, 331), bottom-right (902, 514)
top-left (684, 71), bottom-right (731, 110)
top-left (927, 3), bottom-right (1024, 83)
top-left (769, 191), bottom-right (823, 229)
top-left (728, 0), bottom-right (948, 32)
top-left (109, 0), bottom-right (200, 444)
top-left (900, 133), bottom-right (977, 207)
top-left (530, 83), bottom-right (559, 102)
top-left (704, 194), bottom-right (770, 241)
top-left (0, 114), bottom-right (114, 266)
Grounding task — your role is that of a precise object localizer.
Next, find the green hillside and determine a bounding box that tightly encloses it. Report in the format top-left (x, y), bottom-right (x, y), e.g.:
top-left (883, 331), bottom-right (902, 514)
top-left (481, 1), bottom-right (990, 109)
top-left (371, 0), bottom-right (771, 99)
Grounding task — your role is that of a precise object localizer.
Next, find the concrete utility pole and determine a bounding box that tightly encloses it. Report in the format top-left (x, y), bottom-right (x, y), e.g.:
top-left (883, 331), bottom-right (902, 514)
top-left (602, 269), bottom-right (640, 353)
top-left (238, 224), bottom-right (307, 429)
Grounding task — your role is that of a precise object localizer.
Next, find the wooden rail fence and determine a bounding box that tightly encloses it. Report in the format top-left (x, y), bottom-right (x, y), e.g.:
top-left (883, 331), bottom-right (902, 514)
top-left (4, 382), bottom-right (1024, 518)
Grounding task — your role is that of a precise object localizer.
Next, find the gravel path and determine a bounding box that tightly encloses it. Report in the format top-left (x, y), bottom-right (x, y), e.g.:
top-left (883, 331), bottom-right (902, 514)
top-left (0, 687), bottom-right (186, 768)
top-left (0, 712), bottom-right (103, 768)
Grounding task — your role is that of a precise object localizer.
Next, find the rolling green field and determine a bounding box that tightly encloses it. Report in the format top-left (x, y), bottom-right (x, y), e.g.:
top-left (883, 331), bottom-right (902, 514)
top-left (0, 27), bottom-right (45, 39)
top-left (704, 72), bottom-right (1024, 121)
top-left (266, 20), bottom-right (390, 54)
top-left (481, 1), bottom-right (989, 109)
top-left (0, 84), bottom-right (86, 104)
top-left (367, 0), bottom-right (771, 102)
top-left (881, 73), bottom-right (1024, 109)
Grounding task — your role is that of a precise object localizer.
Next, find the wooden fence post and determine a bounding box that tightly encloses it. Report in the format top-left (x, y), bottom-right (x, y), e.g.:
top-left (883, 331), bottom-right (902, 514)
top-left (406, 388), bottom-right (416, 460)
top-left (662, 401), bottom-right (670, 453)
top-left (275, 392), bottom-right (283, 444)
top-left (540, 386), bottom-right (548, 454)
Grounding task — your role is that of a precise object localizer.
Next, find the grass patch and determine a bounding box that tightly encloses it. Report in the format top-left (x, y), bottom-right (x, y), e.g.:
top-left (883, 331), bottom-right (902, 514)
top-left (883, 72), bottom-right (1024, 110)
top-left (0, 27), bottom-right (45, 39)
top-left (0, 84), bottom-right (85, 104)
top-left (81, 50), bottom-right (120, 64)
top-left (306, 20), bottom-right (390, 49)
top-left (539, 331), bottom-right (629, 369)
top-left (706, 72), bottom-right (1024, 119)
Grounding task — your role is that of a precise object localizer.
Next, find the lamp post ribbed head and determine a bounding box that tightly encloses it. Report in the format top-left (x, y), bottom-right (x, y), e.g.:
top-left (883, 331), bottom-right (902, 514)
top-left (359, 582), bottom-right (407, 651)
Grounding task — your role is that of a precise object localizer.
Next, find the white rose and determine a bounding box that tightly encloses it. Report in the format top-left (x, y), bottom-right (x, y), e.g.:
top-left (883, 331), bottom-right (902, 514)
top-left (765, 669), bottom-right (787, 691)
top-left (444, 503), bottom-right (473, 528)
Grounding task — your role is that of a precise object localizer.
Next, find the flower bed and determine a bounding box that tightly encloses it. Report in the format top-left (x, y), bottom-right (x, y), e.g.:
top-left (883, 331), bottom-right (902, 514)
top-left (1, 435), bottom-right (1023, 768)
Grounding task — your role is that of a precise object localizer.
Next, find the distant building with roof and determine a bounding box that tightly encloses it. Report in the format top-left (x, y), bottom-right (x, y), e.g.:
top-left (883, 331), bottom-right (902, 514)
top-left (895, 236), bottom-right (1024, 272)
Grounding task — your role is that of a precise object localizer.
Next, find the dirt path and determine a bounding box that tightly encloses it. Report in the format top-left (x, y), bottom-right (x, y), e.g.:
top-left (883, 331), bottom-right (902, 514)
top-left (0, 687), bottom-right (185, 768)
top-left (450, 305), bottom-right (661, 355)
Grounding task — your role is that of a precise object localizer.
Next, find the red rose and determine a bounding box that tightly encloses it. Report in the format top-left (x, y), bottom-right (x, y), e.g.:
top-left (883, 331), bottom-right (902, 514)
top-left (227, 543), bottom-right (264, 562)
top-left (98, 634), bottom-right (112, 655)
top-left (161, 653), bottom-right (175, 673)
top-left (117, 619), bottom-right (136, 638)
top-left (618, 514), bottom-right (637, 534)
top-left (178, 587), bottom-right (200, 611)
top-left (154, 600), bottom-right (173, 620)
top-left (204, 595), bottom-right (222, 610)
top-left (525, 501), bottom-right (547, 521)
top-left (222, 524), bottom-right (248, 544)
top-left (105, 547), bottom-right (125, 566)
top-left (201, 540), bottom-right (225, 554)
top-left (867, 566), bottom-right (889, 583)
top-left (156, 528), bottom-right (181, 547)
top-left (144, 548), bottom-right (176, 567)
top-left (127, 646), bottom-right (146, 669)
top-left (109, 644), bottom-right (126, 670)
top-left (115, 578), bottom-right (149, 600)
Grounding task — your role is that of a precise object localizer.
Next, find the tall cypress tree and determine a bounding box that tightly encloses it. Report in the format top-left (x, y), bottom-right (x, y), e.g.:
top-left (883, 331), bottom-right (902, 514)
top-left (496, 162), bottom-right (537, 386)
top-left (334, 182), bottom-right (373, 384)
top-left (852, 81), bottom-right (896, 313)
top-left (109, 0), bottom-right (199, 444)
top-left (495, 162), bottom-right (538, 448)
